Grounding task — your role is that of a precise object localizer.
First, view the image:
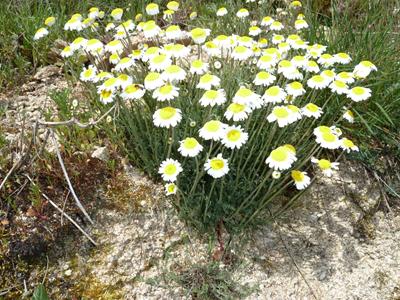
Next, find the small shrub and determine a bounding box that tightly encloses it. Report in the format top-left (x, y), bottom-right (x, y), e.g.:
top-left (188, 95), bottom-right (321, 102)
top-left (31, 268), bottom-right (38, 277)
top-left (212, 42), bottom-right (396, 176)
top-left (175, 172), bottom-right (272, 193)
top-left (33, 0), bottom-right (377, 233)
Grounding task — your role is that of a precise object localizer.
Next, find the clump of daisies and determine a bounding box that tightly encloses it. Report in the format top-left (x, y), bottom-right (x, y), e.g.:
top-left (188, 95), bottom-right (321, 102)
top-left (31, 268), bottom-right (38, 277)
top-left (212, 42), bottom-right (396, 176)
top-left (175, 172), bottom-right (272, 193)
top-left (34, 0), bottom-right (377, 231)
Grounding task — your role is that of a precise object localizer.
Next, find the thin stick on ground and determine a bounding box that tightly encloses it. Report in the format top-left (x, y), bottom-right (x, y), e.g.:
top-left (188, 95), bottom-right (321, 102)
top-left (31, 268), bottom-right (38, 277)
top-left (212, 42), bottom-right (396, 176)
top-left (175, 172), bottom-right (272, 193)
top-left (25, 174), bottom-right (97, 246)
top-left (50, 129), bottom-right (94, 224)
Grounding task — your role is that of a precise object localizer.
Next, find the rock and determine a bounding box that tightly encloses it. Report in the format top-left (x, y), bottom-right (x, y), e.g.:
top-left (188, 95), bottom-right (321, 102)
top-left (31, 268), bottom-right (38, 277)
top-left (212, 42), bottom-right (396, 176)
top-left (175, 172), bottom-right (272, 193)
top-left (91, 146), bottom-right (109, 162)
top-left (33, 65), bottom-right (60, 81)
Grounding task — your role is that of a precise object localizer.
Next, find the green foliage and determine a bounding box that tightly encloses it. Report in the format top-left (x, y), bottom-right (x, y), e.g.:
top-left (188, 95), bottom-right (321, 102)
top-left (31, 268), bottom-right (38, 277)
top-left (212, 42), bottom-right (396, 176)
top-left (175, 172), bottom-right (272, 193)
top-left (32, 284), bottom-right (50, 300)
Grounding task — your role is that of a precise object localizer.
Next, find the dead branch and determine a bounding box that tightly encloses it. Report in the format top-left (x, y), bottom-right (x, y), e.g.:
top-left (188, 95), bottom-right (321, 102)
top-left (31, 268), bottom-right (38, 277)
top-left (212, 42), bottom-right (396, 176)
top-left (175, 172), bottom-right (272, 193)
top-left (50, 129), bottom-right (94, 224)
top-left (25, 174), bottom-right (97, 246)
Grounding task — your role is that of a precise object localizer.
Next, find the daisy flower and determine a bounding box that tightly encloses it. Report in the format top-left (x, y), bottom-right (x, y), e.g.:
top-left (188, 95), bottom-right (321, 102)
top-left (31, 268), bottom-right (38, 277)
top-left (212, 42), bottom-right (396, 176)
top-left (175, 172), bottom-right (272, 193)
top-left (143, 21), bottom-right (161, 38)
top-left (190, 12), bottom-right (198, 20)
top-left (249, 26), bottom-right (262, 36)
top-left (144, 72), bottom-right (164, 90)
top-left (313, 125), bottom-right (333, 137)
top-left (304, 60), bottom-right (320, 73)
top-left (34, 28), bottom-right (49, 40)
top-left (291, 170), bottom-right (311, 190)
top-left (316, 131), bottom-right (341, 149)
top-left (199, 89), bottom-right (226, 107)
top-left (64, 16), bottom-right (83, 31)
top-left (99, 77), bottom-right (119, 92)
top-left (217, 7), bottom-right (228, 16)
top-left (199, 120), bottom-right (226, 141)
top-left (320, 69), bottom-right (336, 83)
top-left (149, 54), bottom-right (172, 72)
top-left (291, 55), bottom-right (308, 68)
top-left (271, 34), bottom-right (285, 45)
top-left (153, 106), bottom-right (182, 128)
top-left (307, 75), bottom-right (330, 89)
top-left (286, 81), bottom-right (306, 98)
top-left (60, 46), bottom-right (73, 58)
top-left (267, 106), bottom-right (294, 127)
top-left (353, 60), bottom-right (377, 78)
top-left (178, 137), bottom-right (203, 157)
top-left (98, 89), bottom-right (115, 104)
top-left (236, 8), bottom-right (249, 18)
top-left (265, 146), bottom-right (297, 171)
top-left (190, 27), bottom-right (210, 44)
top-left (302, 103), bottom-right (323, 119)
top-left (167, 1), bottom-right (180, 11)
top-left (278, 42), bottom-right (291, 53)
top-left (231, 46), bottom-right (253, 61)
top-left (111, 8), bottom-right (123, 20)
top-left (261, 16), bottom-right (274, 26)
top-left (162, 65), bottom-right (187, 82)
top-left (225, 103), bottom-right (252, 122)
top-left (346, 87), bottom-right (372, 102)
top-left (146, 3), bottom-right (159, 15)
top-left (295, 19), bottom-right (308, 30)
top-left (288, 105), bottom-right (302, 121)
top-left (311, 157), bottom-right (339, 177)
top-left (336, 72), bottom-right (355, 84)
top-left (44, 16), bottom-right (56, 27)
top-left (262, 86), bottom-right (287, 104)
top-left (342, 109), bottom-right (355, 123)
top-left (85, 39), bottom-right (104, 54)
top-left (121, 84), bottom-right (146, 100)
top-left (203, 41), bottom-right (220, 57)
top-left (70, 37), bottom-right (87, 51)
top-left (257, 55), bottom-right (277, 70)
top-left (165, 25), bottom-right (184, 40)
top-left (105, 22), bottom-right (115, 32)
top-left (290, 1), bottom-right (302, 7)
top-left (253, 71), bottom-right (276, 86)
top-left (171, 44), bottom-right (191, 59)
top-left (142, 46), bottom-right (161, 62)
top-left (233, 87), bottom-right (262, 109)
top-left (204, 154), bottom-right (230, 178)
top-left (197, 74), bottom-right (220, 90)
top-left (165, 183), bottom-right (177, 195)
top-left (115, 57), bottom-right (135, 72)
top-left (317, 53), bottom-right (335, 66)
top-left (340, 138), bottom-right (359, 152)
top-left (221, 125), bottom-right (248, 150)
top-left (109, 53), bottom-right (120, 65)
top-left (158, 159), bottom-right (183, 182)
top-left (334, 52), bottom-right (352, 64)
top-left (190, 60), bottom-right (209, 75)
top-left (80, 66), bottom-right (97, 82)
top-left (152, 84), bottom-right (179, 101)
top-left (105, 40), bottom-right (123, 54)
top-left (270, 21), bottom-right (284, 31)
top-left (329, 80), bottom-right (348, 95)
top-left (95, 71), bottom-right (113, 82)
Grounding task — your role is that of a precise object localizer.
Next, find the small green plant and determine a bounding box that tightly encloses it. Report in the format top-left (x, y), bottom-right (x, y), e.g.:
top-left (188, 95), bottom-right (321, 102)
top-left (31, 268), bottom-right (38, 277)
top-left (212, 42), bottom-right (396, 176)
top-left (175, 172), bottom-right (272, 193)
top-left (32, 284), bottom-right (50, 300)
top-left (31, 0), bottom-right (381, 233)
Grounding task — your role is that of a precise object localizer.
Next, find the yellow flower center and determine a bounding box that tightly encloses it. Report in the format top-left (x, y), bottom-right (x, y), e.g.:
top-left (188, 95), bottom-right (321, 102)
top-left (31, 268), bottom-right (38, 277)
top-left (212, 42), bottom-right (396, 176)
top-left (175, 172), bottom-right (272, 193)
top-left (273, 107), bottom-right (289, 118)
top-left (266, 86), bottom-right (280, 96)
top-left (159, 85), bottom-right (173, 95)
top-left (289, 82), bottom-right (303, 90)
top-left (257, 72), bottom-right (270, 80)
top-left (271, 148), bottom-right (288, 162)
top-left (200, 74), bottom-right (213, 83)
top-left (227, 129), bottom-right (241, 142)
top-left (101, 90), bottom-right (112, 98)
top-left (343, 138), bottom-right (355, 148)
top-left (204, 90), bottom-right (218, 100)
top-left (204, 120), bottom-right (220, 132)
top-left (260, 55), bottom-right (273, 62)
top-left (235, 46), bottom-right (247, 54)
top-left (125, 85), bottom-right (139, 94)
top-left (159, 107), bottom-right (176, 120)
top-left (104, 77), bottom-right (117, 87)
top-left (164, 164), bottom-right (177, 175)
top-left (228, 103), bottom-right (245, 113)
top-left (210, 159), bottom-right (224, 170)
top-left (237, 88), bottom-right (252, 98)
top-left (322, 132), bottom-right (337, 142)
top-left (192, 60), bottom-right (203, 68)
top-left (318, 159), bottom-right (331, 170)
top-left (166, 65), bottom-right (181, 74)
top-left (291, 170), bottom-right (304, 182)
top-left (167, 184), bottom-right (176, 193)
top-left (152, 55), bottom-right (167, 64)
top-left (352, 87), bottom-right (365, 95)
top-left (306, 103), bottom-right (319, 112)
top-left (312, 75), bottom-right (324, 83)
top-left (183, 138), bottom-right (198, 149)
top-left (146, 72), bottom-right (160, 81)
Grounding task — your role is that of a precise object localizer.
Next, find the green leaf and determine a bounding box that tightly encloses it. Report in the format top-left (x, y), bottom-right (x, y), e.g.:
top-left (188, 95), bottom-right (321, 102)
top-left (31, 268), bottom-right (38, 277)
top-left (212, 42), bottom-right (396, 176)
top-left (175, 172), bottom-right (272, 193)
top-left (32, 284), bottom-right (50, 300)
